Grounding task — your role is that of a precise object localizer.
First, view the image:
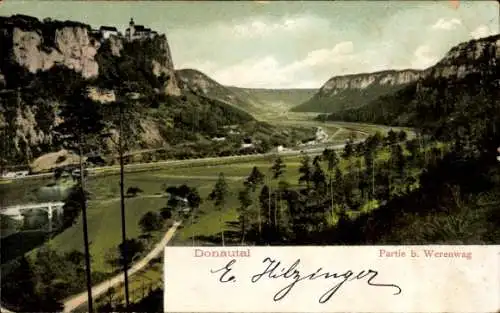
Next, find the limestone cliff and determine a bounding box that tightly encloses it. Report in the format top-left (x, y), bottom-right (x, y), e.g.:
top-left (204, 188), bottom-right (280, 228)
top-left (424, 34), bottom-right (499, 80)
top-left (0, 14), bottom-right (180, 94)
top-left (1, 15), bottom-right (99, 78)
top-left (323, 34), bottom-right (500, 128)
top-left (292, 69), bottom-right (424, 113)
top-left (0, 14), bottom-right (183, 166)
top-left (319, 69), bottom-right (423, 92)
top-left (295, 34), bottom-right (499, 114)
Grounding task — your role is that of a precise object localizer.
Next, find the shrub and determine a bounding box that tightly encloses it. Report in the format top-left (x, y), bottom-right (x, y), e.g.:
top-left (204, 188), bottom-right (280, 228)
top-left (55, 155), bottom-right (67, 163)
top-left (126, 186), bottom-right (143, 197)
top-left (139, 211), bottom-right (163, 233)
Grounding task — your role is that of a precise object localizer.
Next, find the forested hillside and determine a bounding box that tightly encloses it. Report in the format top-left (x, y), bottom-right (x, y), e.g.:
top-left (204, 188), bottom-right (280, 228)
top-left (0, 15), bottom-right (300, 168)
top-left (292, 69), bottom-right (423, 113)
top-left (323, 35), bottom-right (500, 135)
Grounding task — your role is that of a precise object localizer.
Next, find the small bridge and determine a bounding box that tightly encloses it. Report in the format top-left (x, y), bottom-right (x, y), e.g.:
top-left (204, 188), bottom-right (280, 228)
top-left (1, 201), bottom-right (65, 232)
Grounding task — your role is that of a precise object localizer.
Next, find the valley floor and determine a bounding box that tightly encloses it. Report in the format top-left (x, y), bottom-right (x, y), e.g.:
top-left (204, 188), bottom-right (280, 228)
top-left (2, 116), bottom-right (424, 312)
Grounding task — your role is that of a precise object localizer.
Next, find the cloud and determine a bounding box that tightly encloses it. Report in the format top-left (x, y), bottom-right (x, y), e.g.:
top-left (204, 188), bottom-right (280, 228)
top-left (411, 45), bottom-right (438, 69)
top-left (470, 25), bottom-right (495, 39)
top-left (191, 41), bottom-right (359, 88)
top-left (181, 41), bottom-right (447, 88)
top-left (210, 56), bottom-right (292, 88)
top-left (431, 18), bottom-right (462, 30)
top-left (228, 15), bottom-right (323, 38)
top-left (297, 42), bottom-right (355, 67)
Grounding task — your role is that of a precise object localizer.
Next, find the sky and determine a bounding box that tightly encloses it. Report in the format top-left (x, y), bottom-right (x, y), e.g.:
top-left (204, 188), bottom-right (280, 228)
top-left (0, 1), bottom-right (498, 89)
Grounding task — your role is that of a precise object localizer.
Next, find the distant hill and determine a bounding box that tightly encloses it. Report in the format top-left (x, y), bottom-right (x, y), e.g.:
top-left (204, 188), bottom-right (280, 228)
top-left (292, 69), bottom-right (423, 113)
top-left (175, 68), bottom-right (261, 113)
top-left (227, 87), bottom-right (317, 114)
top-left (0, 15), bottom-right (258, 166)
top-left (176, 69), bottom-right (317, 115)
top-left (322, 34), bottom-right (500, 152)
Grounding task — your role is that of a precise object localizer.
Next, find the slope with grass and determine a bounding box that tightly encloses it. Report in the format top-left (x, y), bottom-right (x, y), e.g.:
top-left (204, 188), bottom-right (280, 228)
top-left (227, 86), bottom-right (317, 115)
top-left (175, 68), bottom-right (261, 114)
top-left (176, 69), bottom-right (318, 116)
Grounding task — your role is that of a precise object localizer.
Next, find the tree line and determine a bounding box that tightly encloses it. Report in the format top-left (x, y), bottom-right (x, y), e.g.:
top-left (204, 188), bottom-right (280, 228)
top-left (204, 129), bottom-right (432, 245)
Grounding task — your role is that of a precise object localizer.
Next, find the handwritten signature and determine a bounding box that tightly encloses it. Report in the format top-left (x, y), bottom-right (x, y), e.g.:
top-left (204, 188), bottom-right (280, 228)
top-left (211, 257), bottom-right (402, 303)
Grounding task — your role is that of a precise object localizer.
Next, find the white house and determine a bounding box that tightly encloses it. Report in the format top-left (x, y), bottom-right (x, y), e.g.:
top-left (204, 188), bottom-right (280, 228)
top-left (99, 26), bottom-right (119, 39)
top-left (212, 137), bottom-right (226, 142)
top-left (1, 171), bottom-right (29, 178)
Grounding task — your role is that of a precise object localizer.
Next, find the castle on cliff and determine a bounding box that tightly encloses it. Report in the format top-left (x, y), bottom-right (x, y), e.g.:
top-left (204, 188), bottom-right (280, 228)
top-left (96, 18), bottom-right (158, 41)
top-left (125, 18), bottom-right (158, 41)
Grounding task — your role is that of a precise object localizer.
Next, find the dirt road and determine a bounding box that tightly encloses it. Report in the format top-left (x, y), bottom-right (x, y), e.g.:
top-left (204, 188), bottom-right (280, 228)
top-left (62, 221), bottom-right (182, 312)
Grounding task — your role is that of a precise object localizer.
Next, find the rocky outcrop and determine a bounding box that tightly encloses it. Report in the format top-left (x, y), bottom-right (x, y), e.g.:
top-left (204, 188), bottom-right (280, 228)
top-left (12, 105), bottom-right (54, 160)
top-left (153, 35), bottom-right (180, 95)
top-left (86, 86), bottom-right (116, 103)
top-left (0, 15), bottom-right (184, 165)
top-left (295, 34), bottom-right (500, 114)
top-left (323, 34), bottom-right (500, 127)
top-left (10, 25), bottom-right (100, 78)
top-left (0, 14), bottom-right (180, 95)
top-left (318, 69), bottom-right (424, 94)
top-left (108, 35), bottom-right (123, 57)
top-left (424, 34), bottom-right (499, 80)
top-left (293, 69), bottom-right (424, 113)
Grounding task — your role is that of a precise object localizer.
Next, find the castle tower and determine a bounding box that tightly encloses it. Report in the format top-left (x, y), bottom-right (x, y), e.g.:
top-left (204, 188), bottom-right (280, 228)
top-left (128, 17), bottom-right (135, 40)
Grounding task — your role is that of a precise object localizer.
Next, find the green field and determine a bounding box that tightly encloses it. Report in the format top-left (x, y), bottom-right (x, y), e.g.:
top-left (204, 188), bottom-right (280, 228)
top-left (2, 119), bottom-right (408, 308)
top-left (3, 153), bottom-right (332, 271)
top-left (92, 140), bottom-right (405, 307)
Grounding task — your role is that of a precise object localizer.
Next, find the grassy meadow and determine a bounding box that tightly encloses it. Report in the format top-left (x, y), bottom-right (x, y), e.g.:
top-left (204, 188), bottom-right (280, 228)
top-left (94, 141), bottom-right (414, 307)
top-left (2, 119), bottom-right (402, 308)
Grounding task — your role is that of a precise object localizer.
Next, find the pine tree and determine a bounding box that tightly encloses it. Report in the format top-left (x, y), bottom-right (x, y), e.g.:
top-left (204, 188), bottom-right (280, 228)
top-left (363, 147), bottom-right (375, 199)
top-left (100, 82), bottom-right (142, 309)
top-left (322, 148), bottom-right (339, 210)
top-left (244, 166), bottom-right (265, 191)
top-left (237, 187), bottom-right (252, 244)
top-left (298, 154), bottom-right (313, 189)
top-left (386, 129), bottom-right (398, 146)
top-left (271, 156), bottom-right (286, 179)
top-left (208, 173), bottom-right (229, 246)
top-left (311, 159), bottom-right (326, 194)
top-left (270, 156), bottom-right (286, 232)
top-left (259, 185), bottom-right (271, 228)
top-left (53, 84), bottom-right (106, 313)
top-left (342, 137), bottom-right (355, 159)
top-left (244, 166), bottom-right (265, 236)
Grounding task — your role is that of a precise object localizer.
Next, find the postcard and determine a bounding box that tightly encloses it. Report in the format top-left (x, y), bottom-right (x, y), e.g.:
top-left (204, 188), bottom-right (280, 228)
top-left (0, 1), bottom-right (499, 313)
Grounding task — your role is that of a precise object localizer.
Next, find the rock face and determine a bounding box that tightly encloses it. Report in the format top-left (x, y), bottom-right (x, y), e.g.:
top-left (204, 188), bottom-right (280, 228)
top-left (318, 69), bottom-right (423, 94)
top-left (295, 34), bottom-right (500, 114)
top-left (5, 22), bottom-right (100, 78)
top-left (323, 34), bottom-right (500, 127)
top-left (0, 14), bottom-right (180, 94)
top-left (0, 14), bottom-right (183, 165)
top-left (424, 34), bottom-right (499, 80)
top-left (153, 36), bottom-right (180, 96)
top-left (293, 69), bottom-right (424, 113)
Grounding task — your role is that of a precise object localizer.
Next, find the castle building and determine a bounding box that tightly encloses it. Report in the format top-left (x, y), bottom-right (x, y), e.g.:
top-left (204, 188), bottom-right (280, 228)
top-left (99, 26), bottom-right (119, 39)
top-left (125, 18), bottom-right (157, 41)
